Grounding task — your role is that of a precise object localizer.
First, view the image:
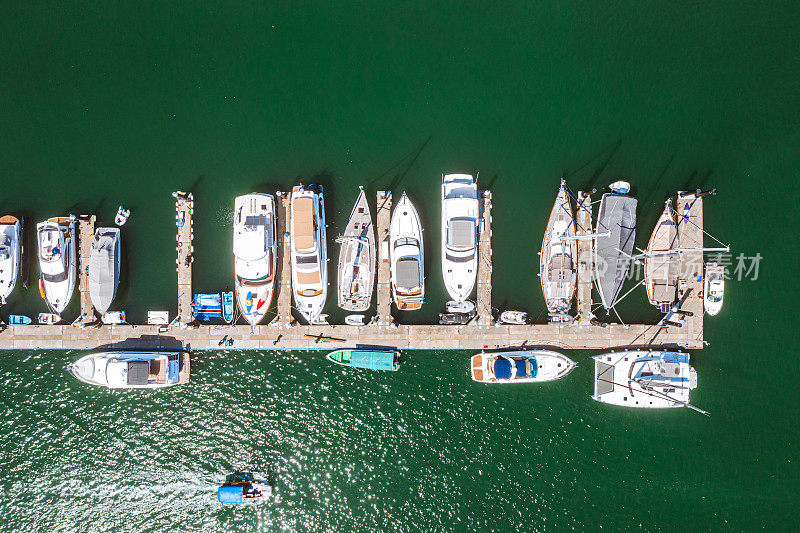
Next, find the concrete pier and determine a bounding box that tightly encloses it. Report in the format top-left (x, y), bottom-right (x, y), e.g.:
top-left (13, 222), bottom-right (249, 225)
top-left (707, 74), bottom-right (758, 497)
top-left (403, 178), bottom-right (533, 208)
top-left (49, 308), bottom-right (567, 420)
top-left (475, 191), bottom-right (493, 325)
top-left (77, 215), bottom-right (96, 324)
top-left (0, 190), bottom-right (707, 351)
top-left (375, 191), bottom-right (393, 326)
top-left (175, 192), bottom-right (194, 325)
top-left (271, 192), bottom-right (293, 326)
top-left (575, 192), bottom-right (594, 325)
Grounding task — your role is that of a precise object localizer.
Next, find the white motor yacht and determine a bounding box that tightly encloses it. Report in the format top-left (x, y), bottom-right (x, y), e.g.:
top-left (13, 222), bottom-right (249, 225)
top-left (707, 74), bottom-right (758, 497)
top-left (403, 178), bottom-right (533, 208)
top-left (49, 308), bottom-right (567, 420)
top-left (704, 262), bottom-right (724, 316)
top-left (390, 192), bottom-right (424, 311)
top-left (290, 184), bottom-right (328, 323)
top-left (539, 179), bottom-right (577, 320)
top-left (89, 227), bottom-right (120, 315)
top-left (37, 217), bottom-right (76, 314)
top-left (69, 351), bottom-right (190, 389)
top-left (592, 350), bottom-right (698, 409)
top-left (471, 350), bottom-right (575, 383)
top-left (441, 174), bottom-right (478, 303)
top-left (337, 187), bottom-right (376, 312)
top-left (233, 193), bottom-right (277, 326)
top-left (0, 215), bottom-right (21, 304)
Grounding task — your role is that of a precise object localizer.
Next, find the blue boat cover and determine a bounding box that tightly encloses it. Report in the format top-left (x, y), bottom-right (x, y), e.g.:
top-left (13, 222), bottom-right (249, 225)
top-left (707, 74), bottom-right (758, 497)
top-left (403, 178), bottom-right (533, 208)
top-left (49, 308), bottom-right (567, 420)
top-left (194, 293), bottom-right (223, 321)
top-left (514, 359), bottom-right (527, 378)
top-left (350, 351), bottom-right (397, 371)
top-left (218, 485), bottom-right (243, 504)
top-left (494, 358), bottom-right (512, 379)
top-left (222, 291), bottom-right (234, 323)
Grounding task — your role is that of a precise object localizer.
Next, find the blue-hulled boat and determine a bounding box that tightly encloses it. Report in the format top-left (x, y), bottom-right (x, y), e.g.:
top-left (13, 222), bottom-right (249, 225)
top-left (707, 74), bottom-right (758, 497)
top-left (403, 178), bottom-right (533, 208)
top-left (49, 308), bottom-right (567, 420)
top-left (218, 473), bottom-right (271, 505)
top-left (471, 350), bottom-right (575, 383)
top-left (193, 291), bottom-right (234, 323)
top-left (8, 315), bottom-right (32, 325)
top-left (326, 349), bottom-right (399, 371)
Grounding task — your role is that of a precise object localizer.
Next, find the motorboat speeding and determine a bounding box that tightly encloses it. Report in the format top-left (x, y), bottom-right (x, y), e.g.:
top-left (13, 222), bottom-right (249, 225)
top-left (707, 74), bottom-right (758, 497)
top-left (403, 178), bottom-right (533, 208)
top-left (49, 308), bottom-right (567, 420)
top-left (390, 193), bottom-right (424, 311)
top-left (471, 350), bottom-right (575, 383)
top-left (37, 217), bottom-right (77, 314)
top-left (441, 173), bottom-right (478, 303)
top-left (69, 351), bottom-right (190, 389)
top-left (218, 473), bottom-right (272, 505)
top-left (88, 227), bottom-right (120, 315)
top-left (290, 184), bottom-right (328, 324)
top-left (233, 193), bottom-right (276, 326)
top-left (0, 216), bottom-right (21, 304)
top-left (337, 187), bottom-right (376, 312)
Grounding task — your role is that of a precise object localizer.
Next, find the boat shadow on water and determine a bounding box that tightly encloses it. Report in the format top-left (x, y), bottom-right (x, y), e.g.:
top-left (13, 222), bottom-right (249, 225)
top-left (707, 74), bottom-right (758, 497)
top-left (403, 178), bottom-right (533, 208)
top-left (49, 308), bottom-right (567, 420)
top-left (93, 334), bottom-right (187, 352)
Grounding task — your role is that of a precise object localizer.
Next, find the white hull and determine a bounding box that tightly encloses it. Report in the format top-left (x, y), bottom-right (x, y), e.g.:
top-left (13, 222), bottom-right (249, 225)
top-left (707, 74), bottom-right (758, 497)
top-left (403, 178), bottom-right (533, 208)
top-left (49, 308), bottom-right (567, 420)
top-left (644, 199), bottom-right (679, 310)
top-left (37, 217), bottom-right (76, 314)
top-left (499, 310), bottom-right (527, 325)
top-left (88, 227), bottom-right (121, 315)
top-left (390, 192), bottom-right (425, 311)
top-left (704, 262), bottom-right (724, 316)
top-left (291, 185), bottom-right (328, 323)
top-left (0, 216), bottom-right (21, 304)
top-left (441, 174), bottom-right (478, 303)
top-left (539, 180), bottom-right (577, 318)
top-left (471, 350), bottom-right (575, 383)
top-left (337, 188), bottom-right (376, 312)
top-left (592, 350), bottom-right (696, 409)
top-left (233, 193), bottom-right (277, 326)
top-left (69, 351), bottom-right (190, 389)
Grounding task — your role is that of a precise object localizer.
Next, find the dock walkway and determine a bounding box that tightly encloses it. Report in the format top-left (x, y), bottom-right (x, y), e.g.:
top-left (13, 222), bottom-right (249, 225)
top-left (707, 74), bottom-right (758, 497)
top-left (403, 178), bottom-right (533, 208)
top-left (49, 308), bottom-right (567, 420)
top-left (77, 215), bottom-right (96, 324)
top-left (575, 192), bottom-right (594, 324)
top-left (272, 192), bottom-right (293, 326)
top-left (375, 191), bottom-right (393, 326)
top-left (475, 191), bottom-right (493, 325)
top-left (175, 192), bottom-right (194, 325)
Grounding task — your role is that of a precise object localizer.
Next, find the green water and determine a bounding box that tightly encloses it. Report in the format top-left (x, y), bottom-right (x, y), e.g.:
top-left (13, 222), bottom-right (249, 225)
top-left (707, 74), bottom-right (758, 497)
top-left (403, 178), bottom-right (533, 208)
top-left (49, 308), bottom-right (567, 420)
top-left (1, 2), bottom-right (799, 530)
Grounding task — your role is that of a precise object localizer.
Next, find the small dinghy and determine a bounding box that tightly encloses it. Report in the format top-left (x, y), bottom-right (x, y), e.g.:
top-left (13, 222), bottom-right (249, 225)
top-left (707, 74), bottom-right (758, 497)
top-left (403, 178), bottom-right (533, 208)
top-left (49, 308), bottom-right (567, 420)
top-left (69, 350), bottom-right (190, 389)
top-left (147, 311), bottom-right (170, 325)
top-left (499, 310), bottom-right (527, 325)
top-left (439, 311), bottom-right (475, 325)
top-left (114, 206), bottom-right (130, 226)
top-left (609, 180), bottom-right (630, 194)
top-left (446, 300), bottom-right (475, 314)
top-left (471, 350), bottom-right (575, 383)
top-left (326, 349), bottom-right (399, 371)
top-left (218, 473), bottom-right (272, 505)
top-left (704, 263), bottom-right (724, 316)
top-left (102, 311), bottom-right (127, 324)
top-left (9, 314), bottom-right (32, 325)
top-left (38, 313), bottom-right (61, 324)
top-left (345, 314), bottom-right (365, 326)
top-left (193, 292), bottom-right (235, 323)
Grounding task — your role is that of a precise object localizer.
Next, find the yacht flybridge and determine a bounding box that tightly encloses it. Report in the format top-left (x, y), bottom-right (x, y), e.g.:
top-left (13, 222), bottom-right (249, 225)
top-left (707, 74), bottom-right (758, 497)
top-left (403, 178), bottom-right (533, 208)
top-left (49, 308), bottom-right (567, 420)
top-left (36, 216), bottom-right (77, 314)
top-left (539, 179), bottom-right (577, 321)
top-left (594, 182), bottom-right (637, 311)
top-left (644, 199), bottom-right (679, 312)
top-left (337, 187), bottom-right (376, 312)
top-left (291, 184), bottom-right (328, 324)
top-left (441, 173), bottom-right (478, 304)
top-left (233, 193), bottom-right (277, 326)
top-left (390, 192), bottom-right (424, 311)
top-left (0, 215), bottom-right (21, 304)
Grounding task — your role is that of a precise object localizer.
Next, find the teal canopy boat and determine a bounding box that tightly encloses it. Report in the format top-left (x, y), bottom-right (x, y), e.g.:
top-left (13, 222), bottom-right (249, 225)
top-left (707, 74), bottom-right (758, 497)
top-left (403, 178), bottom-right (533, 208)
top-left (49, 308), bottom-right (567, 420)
top-left (326, 349), bottom-right (399, 371)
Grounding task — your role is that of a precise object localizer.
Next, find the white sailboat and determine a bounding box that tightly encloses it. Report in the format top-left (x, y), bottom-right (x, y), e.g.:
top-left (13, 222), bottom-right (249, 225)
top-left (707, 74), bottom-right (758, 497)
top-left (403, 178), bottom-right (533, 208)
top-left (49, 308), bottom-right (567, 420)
top-left (36, 216), bottom-right (77, 314)
top-left (539, 179), bottom-right (577, 321)
top-left (390, 192), bottom-right (424, 311)
top-left (594, 182), bottom-right (637, 311)
top-left (337, 187), bottom-right (376, 312)
top-left (704, 262), bottom-right (724, 316)
top-left (644, 199), bottom-right (679, 312)
top-left (291, 184), bottom-right (328, 324)
top-left (0, 215), bottom-right (21, 304)
top-left (592, 350), bottom-right (700, 411)
top-left (441, 173), bottom-right (478, 304)
top-left (233, 193), bottom-right (277, 326)
top-left (89, 227), bottom-right (120, 315)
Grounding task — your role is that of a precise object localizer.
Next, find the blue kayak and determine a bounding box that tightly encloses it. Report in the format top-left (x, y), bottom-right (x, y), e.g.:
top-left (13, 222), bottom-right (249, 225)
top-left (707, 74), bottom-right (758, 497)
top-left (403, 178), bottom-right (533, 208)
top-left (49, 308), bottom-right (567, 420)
top-left (8, 315), bottom-right (32, 325)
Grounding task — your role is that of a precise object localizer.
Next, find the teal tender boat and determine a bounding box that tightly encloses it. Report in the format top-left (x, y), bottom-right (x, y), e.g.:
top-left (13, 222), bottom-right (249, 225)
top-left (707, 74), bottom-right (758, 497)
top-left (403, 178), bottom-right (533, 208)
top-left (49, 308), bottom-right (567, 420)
top-left (326, 349), bottom-right (399, 371)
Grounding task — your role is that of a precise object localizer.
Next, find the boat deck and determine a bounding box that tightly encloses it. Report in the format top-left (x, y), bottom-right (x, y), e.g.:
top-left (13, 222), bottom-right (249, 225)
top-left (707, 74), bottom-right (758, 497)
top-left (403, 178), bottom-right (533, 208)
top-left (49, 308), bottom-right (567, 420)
top-left (0, 192), bottom-right (706, 350)
top-left (77, 215), bottom-right (96, 324)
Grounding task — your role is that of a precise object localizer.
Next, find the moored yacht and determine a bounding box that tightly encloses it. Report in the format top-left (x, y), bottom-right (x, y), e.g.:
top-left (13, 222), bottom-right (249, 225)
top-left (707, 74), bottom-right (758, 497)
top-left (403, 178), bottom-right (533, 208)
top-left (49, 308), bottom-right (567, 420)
top-left (471, 350), bottom-right (575, 383)
top-left (644, 199), bottom-right (679, 312)
top-left (233, 193), bottom-right (277, 326)
top-left (337, 187), bottom-right (376, 312)
top-left (441, 173), bottom-right (478, 303)
top-left (594, 182), bottom-right (637, 311)
top-left (37, 217), bottom-right (77, 314)
top-left (592, 350), bottom-right (698, 409)
top-left (539, 179), bottom-right (577, 321)
top-left (390, 192), bottom-right (424, 311)
top-left (291, 184), bottom-right (328, 323)
top-left (89, 227), bottom-right (121, 315)
top-left (0, 215), bottom-right (21, 304)
top-left (69, 351), bottom-right (190, 389)
top-left (704, 262), bottom-right (724, 316)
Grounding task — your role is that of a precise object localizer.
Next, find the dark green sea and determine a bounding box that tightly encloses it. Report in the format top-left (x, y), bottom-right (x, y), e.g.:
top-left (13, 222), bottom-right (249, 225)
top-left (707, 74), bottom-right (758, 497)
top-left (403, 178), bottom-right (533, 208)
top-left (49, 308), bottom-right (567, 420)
top-left (1, 2), bottom-right (799, 531)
